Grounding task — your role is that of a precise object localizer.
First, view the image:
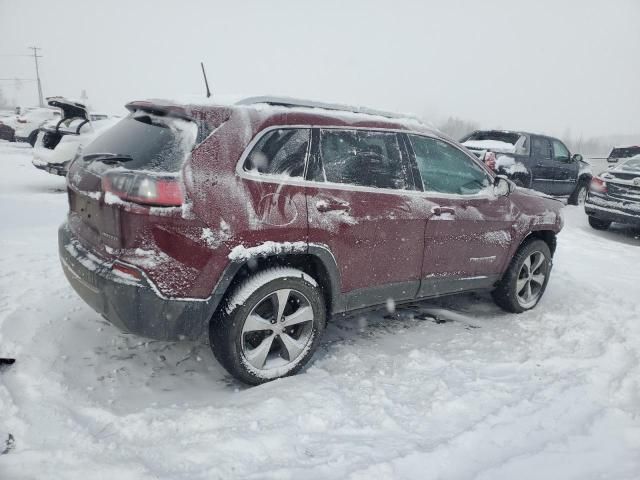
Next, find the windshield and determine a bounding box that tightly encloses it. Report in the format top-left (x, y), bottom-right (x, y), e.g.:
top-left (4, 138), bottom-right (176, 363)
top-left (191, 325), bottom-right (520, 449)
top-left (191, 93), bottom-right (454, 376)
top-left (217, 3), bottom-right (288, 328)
top-left (81, 111), bottom-right (197, 172)
top-left (620, 157), bottom-right (640, 171)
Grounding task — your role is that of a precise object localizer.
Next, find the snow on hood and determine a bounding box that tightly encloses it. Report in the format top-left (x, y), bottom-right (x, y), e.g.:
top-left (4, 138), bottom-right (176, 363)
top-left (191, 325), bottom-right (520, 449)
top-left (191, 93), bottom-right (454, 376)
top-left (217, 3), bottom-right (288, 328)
top-left (462, 139), bottom-right (517, 153)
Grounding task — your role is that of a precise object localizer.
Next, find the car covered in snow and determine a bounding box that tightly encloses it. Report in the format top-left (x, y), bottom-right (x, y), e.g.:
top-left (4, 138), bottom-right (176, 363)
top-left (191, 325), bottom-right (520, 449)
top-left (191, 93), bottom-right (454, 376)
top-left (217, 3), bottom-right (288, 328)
top-left (32, 97), bottom-right (118, 176)
top-left (11, 106), bottom-right (60, 146)
top-left (461, 130), bottom-right (591, 205)
top-left (0, 112), bottom-right (15, 142)
top-left (606, 145), bottom-right (640, 164)
top-left (585, 155), bottom-right (640, 229)
top-left (59, 96), bottom-right (564, 384)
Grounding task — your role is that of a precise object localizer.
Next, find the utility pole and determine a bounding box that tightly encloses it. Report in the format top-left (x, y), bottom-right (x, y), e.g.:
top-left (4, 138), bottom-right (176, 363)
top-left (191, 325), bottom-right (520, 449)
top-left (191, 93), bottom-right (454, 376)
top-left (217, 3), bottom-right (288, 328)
top-left (28, 46), bottom-right (44, 107)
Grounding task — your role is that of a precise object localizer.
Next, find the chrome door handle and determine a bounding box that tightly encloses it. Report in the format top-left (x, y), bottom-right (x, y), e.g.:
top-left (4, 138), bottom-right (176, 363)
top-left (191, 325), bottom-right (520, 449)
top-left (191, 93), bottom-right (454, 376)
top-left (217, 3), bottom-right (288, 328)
top-left (431, 206), bottom-right (456, 216)
top-left (316, 200), bottom-right (350, 212)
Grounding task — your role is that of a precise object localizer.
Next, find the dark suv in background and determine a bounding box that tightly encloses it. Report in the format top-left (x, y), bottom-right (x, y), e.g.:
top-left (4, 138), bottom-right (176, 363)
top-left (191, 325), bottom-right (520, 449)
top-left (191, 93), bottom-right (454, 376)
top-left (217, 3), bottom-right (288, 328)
top-left (461, 130), bottom-right (591, 205)
top-left (59, 97), bottom-right (563, 384)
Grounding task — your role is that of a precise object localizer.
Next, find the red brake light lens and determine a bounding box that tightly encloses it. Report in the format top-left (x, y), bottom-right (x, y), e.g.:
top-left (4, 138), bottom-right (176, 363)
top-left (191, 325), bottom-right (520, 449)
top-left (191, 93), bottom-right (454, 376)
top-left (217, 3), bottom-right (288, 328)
top-left (590, 177), bottom-right (607, 194)
top-left (102, 171), bottom-right (184, 206)
top-left (112, 261), bottom-right (143, 280)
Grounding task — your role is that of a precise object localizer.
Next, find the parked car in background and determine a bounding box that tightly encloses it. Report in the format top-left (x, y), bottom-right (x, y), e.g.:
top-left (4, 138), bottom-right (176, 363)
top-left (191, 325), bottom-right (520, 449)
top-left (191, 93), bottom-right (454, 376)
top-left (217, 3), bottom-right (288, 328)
top-left (0, 111), bottom-right (15, 142)
top-left (460, 130), bottom-right (591, 205)
top-left (585, 155), bottom-right (640, 230)
top-left (32, 97), bottom-right (118, 176)
top-left (606, 146), bottom-right (640, 164)
top-left (13, 107), bottom-right (60, 146)
top-left (59, 96), bottom-right (564, 385)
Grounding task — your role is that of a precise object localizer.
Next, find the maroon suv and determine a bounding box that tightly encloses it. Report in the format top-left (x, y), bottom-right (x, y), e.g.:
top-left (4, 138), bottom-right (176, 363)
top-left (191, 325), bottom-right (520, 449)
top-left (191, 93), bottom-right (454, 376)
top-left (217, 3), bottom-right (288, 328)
top-left (59, 96), bottom-right (563, 384)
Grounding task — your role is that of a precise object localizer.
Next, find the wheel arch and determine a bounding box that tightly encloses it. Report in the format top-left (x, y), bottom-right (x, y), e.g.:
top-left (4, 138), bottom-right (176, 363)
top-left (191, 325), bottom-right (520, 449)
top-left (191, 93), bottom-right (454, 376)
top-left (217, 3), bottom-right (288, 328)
top-left (205, 245), bottom-right (343, 326)
top-left (520, 229), bottom-right (557, 257)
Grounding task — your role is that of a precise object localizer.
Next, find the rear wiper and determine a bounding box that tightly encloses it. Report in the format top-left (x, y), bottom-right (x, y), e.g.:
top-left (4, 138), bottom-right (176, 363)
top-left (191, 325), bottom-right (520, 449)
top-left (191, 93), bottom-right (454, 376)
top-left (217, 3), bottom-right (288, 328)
top-left (83, 153), bottom-right (134, 165)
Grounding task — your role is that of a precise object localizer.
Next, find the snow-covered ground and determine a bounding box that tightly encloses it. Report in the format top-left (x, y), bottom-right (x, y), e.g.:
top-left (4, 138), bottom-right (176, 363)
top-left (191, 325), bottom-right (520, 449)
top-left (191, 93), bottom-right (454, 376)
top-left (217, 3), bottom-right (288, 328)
top-left (1, 140), bottom-right (639, 479)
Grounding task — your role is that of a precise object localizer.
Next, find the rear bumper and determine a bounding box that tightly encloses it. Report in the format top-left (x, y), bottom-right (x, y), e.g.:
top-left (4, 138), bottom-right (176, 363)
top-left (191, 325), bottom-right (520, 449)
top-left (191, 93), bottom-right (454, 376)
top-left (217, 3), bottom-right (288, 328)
top-left (585, 199), bottom-right (640, 226)
top-left (58, 222), bottom-right (215, 341)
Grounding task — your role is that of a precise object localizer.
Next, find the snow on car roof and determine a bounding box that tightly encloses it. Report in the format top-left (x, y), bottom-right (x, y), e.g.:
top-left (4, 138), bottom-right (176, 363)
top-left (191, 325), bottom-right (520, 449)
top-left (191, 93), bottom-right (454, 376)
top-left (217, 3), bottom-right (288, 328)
top-left (143, 94), bottom-right (435, 133)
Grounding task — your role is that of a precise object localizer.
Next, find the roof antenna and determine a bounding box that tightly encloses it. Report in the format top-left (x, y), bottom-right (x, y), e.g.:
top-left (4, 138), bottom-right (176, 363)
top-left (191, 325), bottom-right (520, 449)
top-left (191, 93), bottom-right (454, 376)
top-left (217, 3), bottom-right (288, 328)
top-left (200, 62), bottom-right (211, 98)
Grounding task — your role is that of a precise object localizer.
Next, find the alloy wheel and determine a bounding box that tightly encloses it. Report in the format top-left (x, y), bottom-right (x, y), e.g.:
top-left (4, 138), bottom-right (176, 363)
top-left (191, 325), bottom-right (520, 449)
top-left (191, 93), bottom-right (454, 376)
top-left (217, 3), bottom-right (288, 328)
top-left (516, 251), bottom-right (548, 308)
top-left (241, 288), bottom-right (315, 371)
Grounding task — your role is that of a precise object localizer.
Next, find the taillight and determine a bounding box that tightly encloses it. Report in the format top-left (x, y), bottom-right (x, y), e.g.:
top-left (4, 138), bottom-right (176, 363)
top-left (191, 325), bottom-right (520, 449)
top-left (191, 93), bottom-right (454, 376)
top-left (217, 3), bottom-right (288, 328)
top-left (112, 261), bottom-right (143, 281)
top-left (102, 171), bottom-right (184, 206)
top-left (590, 177), bottom-right (607, 194)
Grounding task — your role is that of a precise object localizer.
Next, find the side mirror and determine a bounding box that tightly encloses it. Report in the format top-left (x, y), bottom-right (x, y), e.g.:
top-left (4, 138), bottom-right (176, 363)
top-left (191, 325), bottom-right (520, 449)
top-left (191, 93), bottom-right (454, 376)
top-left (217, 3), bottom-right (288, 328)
top-left (571, 153), bottom-right (583, 163)
top-left (494, 175), bottom-right (514, 196)
top-left (607, 157), bottom-right (618, 163)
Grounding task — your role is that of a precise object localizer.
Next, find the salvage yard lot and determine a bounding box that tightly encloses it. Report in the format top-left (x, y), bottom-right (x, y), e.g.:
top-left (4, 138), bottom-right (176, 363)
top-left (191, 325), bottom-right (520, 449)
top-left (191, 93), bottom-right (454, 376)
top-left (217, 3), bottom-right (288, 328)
top-left (1, 140), bottom-right (639, 479)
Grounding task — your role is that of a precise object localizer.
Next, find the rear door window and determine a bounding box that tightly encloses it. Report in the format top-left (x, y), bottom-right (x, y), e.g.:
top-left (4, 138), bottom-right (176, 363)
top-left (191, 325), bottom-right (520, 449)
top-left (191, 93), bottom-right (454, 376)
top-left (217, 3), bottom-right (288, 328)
top-left (311, 129), bottom-right (414, 190)
top-left (408, 135), bottom-right (491, 195)
top-left (244, 128), bottom-right (310, 177)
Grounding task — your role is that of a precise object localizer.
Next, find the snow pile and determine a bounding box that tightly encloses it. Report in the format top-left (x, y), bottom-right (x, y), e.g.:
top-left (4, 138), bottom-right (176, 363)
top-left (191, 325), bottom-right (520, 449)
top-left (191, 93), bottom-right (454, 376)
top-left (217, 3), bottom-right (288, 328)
top-left (228, 241), bottom-right (307, 261)
top-left (201, 220), bottom-right (231, 249)
top-left (496, 154), bottom-right (528, 175)
top-left (463, 139), bottom-right (517, 152)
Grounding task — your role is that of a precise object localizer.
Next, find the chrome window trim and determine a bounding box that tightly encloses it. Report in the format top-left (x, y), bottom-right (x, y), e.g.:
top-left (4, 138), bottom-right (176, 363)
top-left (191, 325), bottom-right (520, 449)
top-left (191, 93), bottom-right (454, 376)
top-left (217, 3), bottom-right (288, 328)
top-left (235, 124), bottom-right (497, 200)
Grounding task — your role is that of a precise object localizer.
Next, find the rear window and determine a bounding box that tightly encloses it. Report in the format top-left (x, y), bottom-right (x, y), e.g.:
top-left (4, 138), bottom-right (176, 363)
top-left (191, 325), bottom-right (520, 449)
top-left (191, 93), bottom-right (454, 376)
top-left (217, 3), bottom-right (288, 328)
top-left (463, 131), bottom-right (521, 145)
top-left (610, 147), bottom-right (640, 159)
top-left (81, 111), bottom-right (197, 172)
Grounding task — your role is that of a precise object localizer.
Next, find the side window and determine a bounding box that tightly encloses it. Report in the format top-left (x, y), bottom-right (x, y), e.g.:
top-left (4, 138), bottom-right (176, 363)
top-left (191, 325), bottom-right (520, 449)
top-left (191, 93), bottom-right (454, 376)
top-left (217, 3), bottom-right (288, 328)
top-left (244, 128), bottom-right (310, 177)
top-left (531, 136), bottom-right (553, 160)
top-left (312, 129), bottom-right (413, 190)
top-left (409, 135), bottom-right (491, 195)
top-left (552, 139), bottom-right (570, 161)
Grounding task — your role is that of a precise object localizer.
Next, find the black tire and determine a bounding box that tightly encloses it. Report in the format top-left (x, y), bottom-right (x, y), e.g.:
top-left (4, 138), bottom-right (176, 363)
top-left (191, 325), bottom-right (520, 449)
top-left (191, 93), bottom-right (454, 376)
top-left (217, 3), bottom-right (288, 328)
top-left (492, 239), bottom-right (552, 313)
top-left (27, 130), bottom-right (38, 147)
top-left (210, 267), bottom-right (326, 385)
top-left (568, 180), bottom-right (588, 206)
top-left (588, 216), bottom-right (611, 230)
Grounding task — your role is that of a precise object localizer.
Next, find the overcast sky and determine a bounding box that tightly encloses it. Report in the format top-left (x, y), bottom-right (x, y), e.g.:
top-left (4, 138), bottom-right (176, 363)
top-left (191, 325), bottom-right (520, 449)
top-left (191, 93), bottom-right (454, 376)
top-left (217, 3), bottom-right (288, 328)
top-left (1, 0), bottom-right (638, 138)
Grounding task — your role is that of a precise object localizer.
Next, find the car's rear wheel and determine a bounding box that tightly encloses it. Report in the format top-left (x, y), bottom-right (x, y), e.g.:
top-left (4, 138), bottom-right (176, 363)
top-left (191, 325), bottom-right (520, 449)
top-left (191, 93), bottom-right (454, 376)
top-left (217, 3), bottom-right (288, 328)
top-left (492, 239), bottom-right (552, 313)
top-left (588, 216), bottom-right (611, 230)
top-left (27, 130), bottom-right (38, 147)
top-left (210, 267), bottom-right (326, 385)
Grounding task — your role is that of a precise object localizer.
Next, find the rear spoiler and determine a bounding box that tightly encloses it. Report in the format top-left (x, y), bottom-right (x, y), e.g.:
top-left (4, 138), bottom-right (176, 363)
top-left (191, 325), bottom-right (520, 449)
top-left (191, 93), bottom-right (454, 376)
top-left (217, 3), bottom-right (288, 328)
top-left (125, 100), bottom-right (197, 122)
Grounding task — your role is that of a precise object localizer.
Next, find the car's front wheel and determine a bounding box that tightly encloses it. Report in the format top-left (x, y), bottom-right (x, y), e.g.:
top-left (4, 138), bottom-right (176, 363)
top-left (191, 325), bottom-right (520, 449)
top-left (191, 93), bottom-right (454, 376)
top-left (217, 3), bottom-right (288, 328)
top-left (210, 267), bottom-right (326, 385)
top-left (492, 239), bottom-right (552, 313)
top-left (588, 216), bottom-right (611, 230)
top-left (568, 181), bottom-right (588, 206)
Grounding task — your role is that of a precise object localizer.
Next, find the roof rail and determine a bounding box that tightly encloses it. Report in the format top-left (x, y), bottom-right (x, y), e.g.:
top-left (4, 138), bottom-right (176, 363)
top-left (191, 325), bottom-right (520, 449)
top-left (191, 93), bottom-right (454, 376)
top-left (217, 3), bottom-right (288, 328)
top-left (235, 96), bottom-right (421, 122)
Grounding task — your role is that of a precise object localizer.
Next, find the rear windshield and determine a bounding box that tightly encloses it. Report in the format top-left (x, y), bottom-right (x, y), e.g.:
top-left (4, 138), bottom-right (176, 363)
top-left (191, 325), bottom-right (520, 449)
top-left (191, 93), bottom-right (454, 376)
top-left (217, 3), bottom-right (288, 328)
top-left (609, 147), bottom-right (640, 159)
top-left (463, 131), bottom-right (521, 145)
top-left (81, 111), bottom-right (197, 172)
